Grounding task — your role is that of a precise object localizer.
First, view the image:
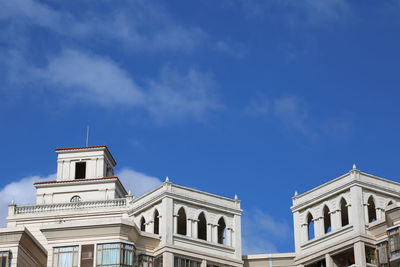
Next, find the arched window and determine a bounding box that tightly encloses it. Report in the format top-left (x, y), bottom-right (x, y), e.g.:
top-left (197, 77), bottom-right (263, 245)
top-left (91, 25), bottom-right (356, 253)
top-left (388, 200), bottom-right (393, 206)
top-left (140, 217), bottom-right (146, 232)
top-left (340, 198), bottom-right (349, 227)
top-left (154, 209), bottom-right (159, 235)
top-left (307, 213), bottom-right (315, 240)
top-left (368, 196), bottom-right (377, 223)
top-left (197, 212), bottom-right (207, 241)
top-left (70, 195), bottom-right (81, 202)
top-left (217, 217), bottom-right (226, 244)
top-left (323, 206), bottom-right (331, 233)
top-left (177, 207), bottom-right (187, 235)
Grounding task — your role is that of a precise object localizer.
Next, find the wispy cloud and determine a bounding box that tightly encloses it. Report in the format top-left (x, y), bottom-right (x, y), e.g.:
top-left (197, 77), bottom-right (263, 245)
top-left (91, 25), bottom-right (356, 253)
top-left (247, 95), bottom-right (354, 140)
top-left (31, 49), bottom-right (221, 122)
top-left (242, 208), bottom-right (290, 254)
top-left (0, 0), bottom-right (207, 52)
top-left (117, 168), bottom-right (162, 197)
top-left (0, 173), bottom-right (55, 226)
top-left (232, 0), bottom-right (350, 25)
top-left (247, 95), bottom-right (317, 139)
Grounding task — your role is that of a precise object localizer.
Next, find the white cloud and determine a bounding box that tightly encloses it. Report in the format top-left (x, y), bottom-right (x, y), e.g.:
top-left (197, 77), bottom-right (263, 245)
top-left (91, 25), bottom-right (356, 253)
top-left (242, 209), bottom-right (290, 254)
top-left (0, 173), bottom-right (55, 227)
top-left (39, 49), bottom-right (146, 108)
top-left (117, 168), bottom-right (162, 197)
top-left (34, 48), bottom-right (220, 122)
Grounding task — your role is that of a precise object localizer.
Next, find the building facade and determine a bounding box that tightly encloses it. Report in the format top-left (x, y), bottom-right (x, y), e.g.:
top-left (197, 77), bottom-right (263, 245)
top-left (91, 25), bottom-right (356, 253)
top-left (1, 146), bottom-right (243, 267)
top-left (1, 146), bottom-right (400, 267)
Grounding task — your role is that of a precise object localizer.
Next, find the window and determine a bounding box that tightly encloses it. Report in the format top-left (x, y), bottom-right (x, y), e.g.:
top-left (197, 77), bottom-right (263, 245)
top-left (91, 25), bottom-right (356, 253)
top-left (53, 246), bottom-right (79, 267)
top-left (323, 206), bottom-right (331, 233)
top-left (377, 241), bottom-right (389, 267)
top-left (81, 245), bottom-right (94, 267)
top-left (0, 251), bottom-right (10, 267)
top-left (340, 198), bottom-right (349, 227)
top-left (75, 162), bottom-right (86, 179)
top-left (307, 213), bottom-right (315, 240)
top-left (174, 256), bottom-right (201, 267)
top-left (96, 243), bottom-right (135, 267)
top-left (154, 255), bottom-right (163, 267)
top-left (177, 208), bottom-right (187, 235)
top-left (70, 195), bottom-right (81, 203)
top-left (217, 217), bottom-right (226, 244)
top-left (140, 217), bottom-right (146, 232)
top-left (154, 210), bottom-right (160, 235)
top-left (138, 254), bottom-right (153, 267)
top-left (197, 212), bottom-right (207, 241)
top-left (368, 196), bottom-right (377, 223)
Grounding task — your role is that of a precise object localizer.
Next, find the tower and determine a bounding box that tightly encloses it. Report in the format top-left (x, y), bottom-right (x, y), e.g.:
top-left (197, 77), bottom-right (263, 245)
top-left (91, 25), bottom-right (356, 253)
top-left (34, 145), bottom-right (127, 204)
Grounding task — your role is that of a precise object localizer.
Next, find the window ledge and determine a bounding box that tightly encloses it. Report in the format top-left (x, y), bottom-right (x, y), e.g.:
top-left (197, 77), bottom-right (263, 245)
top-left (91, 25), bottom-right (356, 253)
top-left (301, 224), bottom-right (353, 248)
top-left (173, 234), bottom-right (235, 252)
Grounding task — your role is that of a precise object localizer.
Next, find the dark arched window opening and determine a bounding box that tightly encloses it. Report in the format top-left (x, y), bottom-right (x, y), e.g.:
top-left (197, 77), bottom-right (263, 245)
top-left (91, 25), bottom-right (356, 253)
top-left (140, 217), bottom-right (146, 232)
top-left (307, 213), bottom-right (315, 240)
top-left (154, 209), bottom-right (159, 235)
top-left (340, 198), bottom-right (349, 227)
top-left (368, 196), bottom-right (377, 223)
top-left (217, 217), bottom-right (226, 244)
top-left (177, 207), bottom-right (187, 235)
top-left (323, 206), bottom-right (331, 233)
top-left (198, 212), bottom-right (207, 241)
top-left (388, 201), bottom-right (393, 206)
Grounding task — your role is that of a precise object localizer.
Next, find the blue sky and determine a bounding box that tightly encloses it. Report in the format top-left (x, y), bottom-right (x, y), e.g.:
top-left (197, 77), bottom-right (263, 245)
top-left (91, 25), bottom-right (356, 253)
top-left (1, 0), bottom-right (400, 254)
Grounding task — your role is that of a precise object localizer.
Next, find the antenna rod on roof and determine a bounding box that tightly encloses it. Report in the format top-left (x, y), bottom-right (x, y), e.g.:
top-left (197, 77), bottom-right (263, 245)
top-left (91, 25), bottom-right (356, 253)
top-left (86, 125), bottom-right (90, 147)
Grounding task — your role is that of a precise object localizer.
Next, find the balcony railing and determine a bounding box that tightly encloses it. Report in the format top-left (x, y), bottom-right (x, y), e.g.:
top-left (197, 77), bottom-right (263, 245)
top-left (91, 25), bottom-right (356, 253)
top-left (12, 198), bottom-right (127, 215)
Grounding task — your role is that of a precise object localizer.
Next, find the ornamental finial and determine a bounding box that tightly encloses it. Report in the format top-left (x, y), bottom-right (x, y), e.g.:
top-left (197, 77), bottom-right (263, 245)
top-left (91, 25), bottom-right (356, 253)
top-left (165, 176), bottom-right (169, 183)
top-left (352, 163), bottom-right (357, 170)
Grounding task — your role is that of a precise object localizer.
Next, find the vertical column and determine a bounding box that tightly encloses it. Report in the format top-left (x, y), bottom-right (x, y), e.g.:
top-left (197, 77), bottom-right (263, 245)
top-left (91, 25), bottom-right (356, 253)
top-left (163, 251), bottom-right (174, 267)
top-left (331, 210), bottom-right (340, 231)
top-left (57, 160), bottom-right (63, 180)
top-left (187, 218), bottom-right (192, 237)
top-left (148, 221), bottom-right (154, 234)
top-left (193, 220), bottom-right (198, 239)
top-left (212, 224), bottom-right (218, 243)
top-left (350, 185), bottom-right (366, 234)
top-left (293, 211), bottom-right (302, 251)
top-left (354, 241), bottom-right (367, 267)
top-left (201, 259), bottom-right (207, 267)
top-left (325, 253), bottom-right (334, 267)
top-left (226, 228), bottom-right (232, 246)
top-left (314, 217), bottom-right (323, 238)
top-left (233, 214), bottom-right (242, 259)
top-left (161, 197), bottom-right (174, 245)
top-left (364, 204), bottom-right (369, 224)
top-left (173, 215), bottom-right (178, 234)
top-left (207, 223), bottom-right (212, 242)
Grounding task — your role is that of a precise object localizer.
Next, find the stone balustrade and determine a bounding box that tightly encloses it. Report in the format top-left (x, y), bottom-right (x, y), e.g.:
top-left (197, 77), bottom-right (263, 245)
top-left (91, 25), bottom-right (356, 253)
top-left (12, 198), bottom-right (127, 215)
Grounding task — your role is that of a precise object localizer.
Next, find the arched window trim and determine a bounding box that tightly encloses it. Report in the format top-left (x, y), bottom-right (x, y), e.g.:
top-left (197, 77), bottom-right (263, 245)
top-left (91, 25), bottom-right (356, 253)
top-left (367, 196), bottom-right (377, 223)
top-left (307, 212), bottom-right (315, 240)
top-left (177, 207), bottom-right (187, 235)
top-left (217, 217), bottom-right (226, 245)
top-left (340, 197), bottom-right (349, 227)
top-left (197, 212), bottom-right (207, 241)
top-left (140, 216), bottom-right (146, 232)
top-left (70, 195), bottom-right (82, 202)
top-left (154, 209), bottom-right (160, 235)
top-left (323, 205), bottom-right (331, 234)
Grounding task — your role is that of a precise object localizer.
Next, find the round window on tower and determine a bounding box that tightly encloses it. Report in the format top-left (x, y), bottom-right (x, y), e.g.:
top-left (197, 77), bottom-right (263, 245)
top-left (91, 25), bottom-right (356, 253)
top-left (70, 195), bottom-right (82, 203)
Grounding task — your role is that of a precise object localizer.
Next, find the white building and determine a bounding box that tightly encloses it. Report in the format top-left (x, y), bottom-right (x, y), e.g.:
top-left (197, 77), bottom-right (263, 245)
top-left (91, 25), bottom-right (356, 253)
top-left (1, 145), bottom-right (400, 267)
top-left (1, 146), bottom-right (243, 267)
